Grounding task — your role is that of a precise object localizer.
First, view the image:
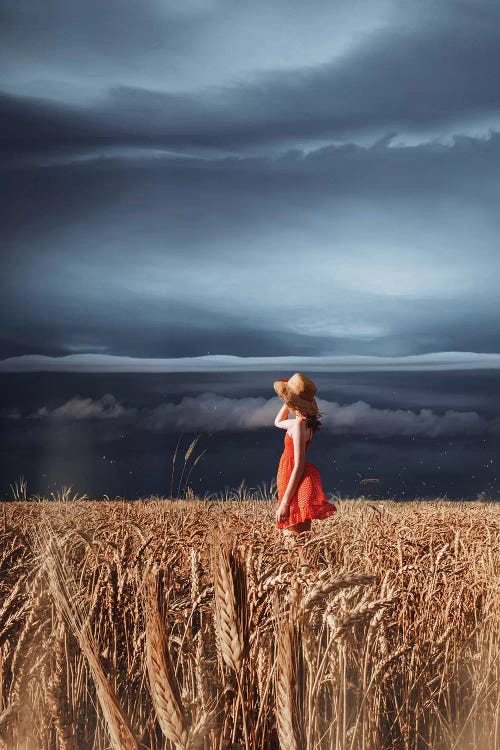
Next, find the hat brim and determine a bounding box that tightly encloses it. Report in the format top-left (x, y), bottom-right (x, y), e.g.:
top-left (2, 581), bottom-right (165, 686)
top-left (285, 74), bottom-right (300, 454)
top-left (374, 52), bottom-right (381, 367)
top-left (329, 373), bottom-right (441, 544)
top-left (273, 379), bottom-right (319, 416)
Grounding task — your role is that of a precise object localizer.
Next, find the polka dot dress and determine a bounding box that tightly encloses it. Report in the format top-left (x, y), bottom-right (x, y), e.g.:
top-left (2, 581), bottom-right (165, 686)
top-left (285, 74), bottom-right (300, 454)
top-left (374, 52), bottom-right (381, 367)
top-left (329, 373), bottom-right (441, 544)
top-left (276, 430), bottom-right (336, 529)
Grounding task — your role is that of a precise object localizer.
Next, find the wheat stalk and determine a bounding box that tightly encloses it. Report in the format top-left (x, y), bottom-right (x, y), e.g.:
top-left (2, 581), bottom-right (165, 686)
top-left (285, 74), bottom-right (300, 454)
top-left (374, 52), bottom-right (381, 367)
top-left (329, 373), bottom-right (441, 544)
top-left (46, 615), bottom-right (77, 750)
top-left (143, 563), bottom-right (214, 750)
top-left (35, 522), bottom-right (140, 750)
top-left (275, 616), bottom-right (306, 750)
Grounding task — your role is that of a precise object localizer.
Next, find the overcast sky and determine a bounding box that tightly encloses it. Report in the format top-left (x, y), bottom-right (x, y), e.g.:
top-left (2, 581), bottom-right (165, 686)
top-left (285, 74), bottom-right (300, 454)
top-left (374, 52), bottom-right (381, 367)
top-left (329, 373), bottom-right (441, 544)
top-left (2, 0), bottom-right (500, 367)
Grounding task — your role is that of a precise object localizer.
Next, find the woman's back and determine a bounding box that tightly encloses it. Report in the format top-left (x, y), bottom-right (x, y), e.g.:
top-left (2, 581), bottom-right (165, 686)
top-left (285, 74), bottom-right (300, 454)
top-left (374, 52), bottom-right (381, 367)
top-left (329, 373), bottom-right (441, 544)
top-left (286, 423), bottom-right (313, 444)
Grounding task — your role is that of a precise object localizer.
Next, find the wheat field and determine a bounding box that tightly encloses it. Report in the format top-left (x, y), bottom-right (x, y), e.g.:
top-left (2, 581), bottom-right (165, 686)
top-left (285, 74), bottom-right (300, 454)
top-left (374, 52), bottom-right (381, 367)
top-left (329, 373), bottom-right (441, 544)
top-left (0, 497), bottom-right (499, 750)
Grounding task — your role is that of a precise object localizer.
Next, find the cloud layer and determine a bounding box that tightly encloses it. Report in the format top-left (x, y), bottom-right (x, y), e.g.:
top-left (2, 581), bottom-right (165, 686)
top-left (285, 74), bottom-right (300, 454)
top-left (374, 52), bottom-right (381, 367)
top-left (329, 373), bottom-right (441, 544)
top-left (22, 391), bottom-right (500, 438)
top-left (2, 352), bottom-right (500, 372)
top-left (2, 1), bottom-right (500, 362)
top-left (2, 1), bottom-right (500, 157)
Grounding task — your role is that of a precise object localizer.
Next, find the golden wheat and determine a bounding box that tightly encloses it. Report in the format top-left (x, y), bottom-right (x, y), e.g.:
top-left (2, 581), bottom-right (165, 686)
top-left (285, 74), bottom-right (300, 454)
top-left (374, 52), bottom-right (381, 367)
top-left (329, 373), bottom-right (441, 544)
top-left (0, 497), bottom-right (497, 749)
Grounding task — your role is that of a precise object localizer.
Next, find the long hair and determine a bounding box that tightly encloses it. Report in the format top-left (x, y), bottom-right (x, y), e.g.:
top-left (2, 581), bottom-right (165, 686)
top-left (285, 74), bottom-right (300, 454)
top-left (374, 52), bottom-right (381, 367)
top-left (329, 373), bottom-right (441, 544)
top-left (295, 408), bottom-right (323, 434)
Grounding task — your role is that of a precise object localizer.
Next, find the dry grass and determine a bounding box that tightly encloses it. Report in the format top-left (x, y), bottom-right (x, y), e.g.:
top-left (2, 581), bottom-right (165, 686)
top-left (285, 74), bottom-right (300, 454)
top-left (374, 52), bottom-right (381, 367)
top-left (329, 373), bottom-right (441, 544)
top-left (0, 497), bottom-right (498, 749)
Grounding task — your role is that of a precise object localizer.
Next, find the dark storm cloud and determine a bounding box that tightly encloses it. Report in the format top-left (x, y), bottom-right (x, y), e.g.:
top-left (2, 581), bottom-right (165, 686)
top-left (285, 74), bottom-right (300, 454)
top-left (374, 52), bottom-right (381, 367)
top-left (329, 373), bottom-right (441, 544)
top-left (2, 1), bottom-right (500, 158)
top-left (2, 0), bottom-right (500, 363)
top-left (2, 128), bottom-right (500, 360)
top-left (85, 5), bottom-right (500, 150)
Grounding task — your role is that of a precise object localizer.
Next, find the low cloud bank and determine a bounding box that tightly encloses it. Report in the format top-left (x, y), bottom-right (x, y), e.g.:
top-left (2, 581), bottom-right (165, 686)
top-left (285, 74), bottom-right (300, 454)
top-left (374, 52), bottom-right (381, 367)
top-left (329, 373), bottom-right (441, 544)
top-left (19, 392), bottom-right (500, 438)
top-left (2, 351), bottom-right (500, 373)
top-left (32, 393), bottom-right (135, 420)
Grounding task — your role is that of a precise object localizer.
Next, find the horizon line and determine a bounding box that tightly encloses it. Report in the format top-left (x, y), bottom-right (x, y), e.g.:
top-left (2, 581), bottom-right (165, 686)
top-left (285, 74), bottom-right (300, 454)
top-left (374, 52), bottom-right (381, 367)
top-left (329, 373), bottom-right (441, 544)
top-left (1, 351), bottom-right (500, 373)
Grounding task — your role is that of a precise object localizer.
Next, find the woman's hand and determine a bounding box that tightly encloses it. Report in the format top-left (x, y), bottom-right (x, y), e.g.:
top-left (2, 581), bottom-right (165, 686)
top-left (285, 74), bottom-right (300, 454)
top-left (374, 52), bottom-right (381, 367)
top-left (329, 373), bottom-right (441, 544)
top-left (276, 500), bottom-right (290, 524)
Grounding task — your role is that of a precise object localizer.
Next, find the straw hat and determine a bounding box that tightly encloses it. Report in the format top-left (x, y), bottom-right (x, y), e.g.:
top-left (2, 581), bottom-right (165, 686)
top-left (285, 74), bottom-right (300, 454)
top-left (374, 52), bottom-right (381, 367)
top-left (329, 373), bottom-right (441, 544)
top-left (273, 372), bottom-right (320, 417)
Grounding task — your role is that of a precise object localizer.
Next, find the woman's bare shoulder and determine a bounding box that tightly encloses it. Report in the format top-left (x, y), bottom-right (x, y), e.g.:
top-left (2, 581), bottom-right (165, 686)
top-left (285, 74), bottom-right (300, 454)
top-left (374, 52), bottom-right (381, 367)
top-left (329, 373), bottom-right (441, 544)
top-left (287, 420), bottom-right (307, 437)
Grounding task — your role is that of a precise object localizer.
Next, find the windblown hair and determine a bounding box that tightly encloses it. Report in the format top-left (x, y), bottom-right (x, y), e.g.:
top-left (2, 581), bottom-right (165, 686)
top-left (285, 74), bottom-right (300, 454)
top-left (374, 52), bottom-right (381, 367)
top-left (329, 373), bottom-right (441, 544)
top-left (295, 409), bottom-right (323, 434)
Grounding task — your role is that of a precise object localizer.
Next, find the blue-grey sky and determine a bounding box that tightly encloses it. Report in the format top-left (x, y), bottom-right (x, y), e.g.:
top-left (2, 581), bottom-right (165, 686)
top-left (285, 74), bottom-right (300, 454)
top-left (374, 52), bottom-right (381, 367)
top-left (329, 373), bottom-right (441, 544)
top-left (2, 0), bottom-right (500, 366)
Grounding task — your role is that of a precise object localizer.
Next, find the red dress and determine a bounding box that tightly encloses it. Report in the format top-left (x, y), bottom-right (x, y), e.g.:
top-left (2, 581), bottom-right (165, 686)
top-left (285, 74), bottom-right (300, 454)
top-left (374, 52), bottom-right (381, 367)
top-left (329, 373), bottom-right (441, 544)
top-left (276, 431), bottom-right (337, 529)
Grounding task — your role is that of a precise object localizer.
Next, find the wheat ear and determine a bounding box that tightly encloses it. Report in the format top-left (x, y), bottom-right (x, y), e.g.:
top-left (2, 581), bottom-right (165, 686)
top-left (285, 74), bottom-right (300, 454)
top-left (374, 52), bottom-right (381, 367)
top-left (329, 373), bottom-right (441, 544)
top-left (212, 546), bottom-right (249, 673)
top-left (143, 564), bottom-right (214, 750)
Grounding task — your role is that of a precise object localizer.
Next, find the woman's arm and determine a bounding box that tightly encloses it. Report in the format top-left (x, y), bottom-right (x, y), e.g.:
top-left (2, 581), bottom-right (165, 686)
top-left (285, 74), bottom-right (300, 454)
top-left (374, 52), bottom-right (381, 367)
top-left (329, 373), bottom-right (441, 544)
top-left (274, 402), bottom-right (290, 426)
top-left (279, 420), bottom-right (307, 506)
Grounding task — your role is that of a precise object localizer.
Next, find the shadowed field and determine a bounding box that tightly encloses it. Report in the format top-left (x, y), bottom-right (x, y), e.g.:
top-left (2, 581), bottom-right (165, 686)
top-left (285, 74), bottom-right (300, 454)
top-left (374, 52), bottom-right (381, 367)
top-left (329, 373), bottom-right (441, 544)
top-left (0, 498), bottom-right (499, 749)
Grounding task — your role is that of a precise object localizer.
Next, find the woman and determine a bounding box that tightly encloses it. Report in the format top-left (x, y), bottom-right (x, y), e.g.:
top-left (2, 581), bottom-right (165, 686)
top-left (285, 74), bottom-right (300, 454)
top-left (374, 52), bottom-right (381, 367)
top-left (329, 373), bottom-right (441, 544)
top-left (273, 373), bottom-right (336, 536)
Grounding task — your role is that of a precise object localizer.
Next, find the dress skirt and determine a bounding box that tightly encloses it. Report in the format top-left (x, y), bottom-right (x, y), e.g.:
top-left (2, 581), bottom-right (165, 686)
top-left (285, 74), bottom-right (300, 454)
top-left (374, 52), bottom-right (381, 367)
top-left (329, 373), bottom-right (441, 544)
top-left (276, 433), bottom-right (336, 529)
